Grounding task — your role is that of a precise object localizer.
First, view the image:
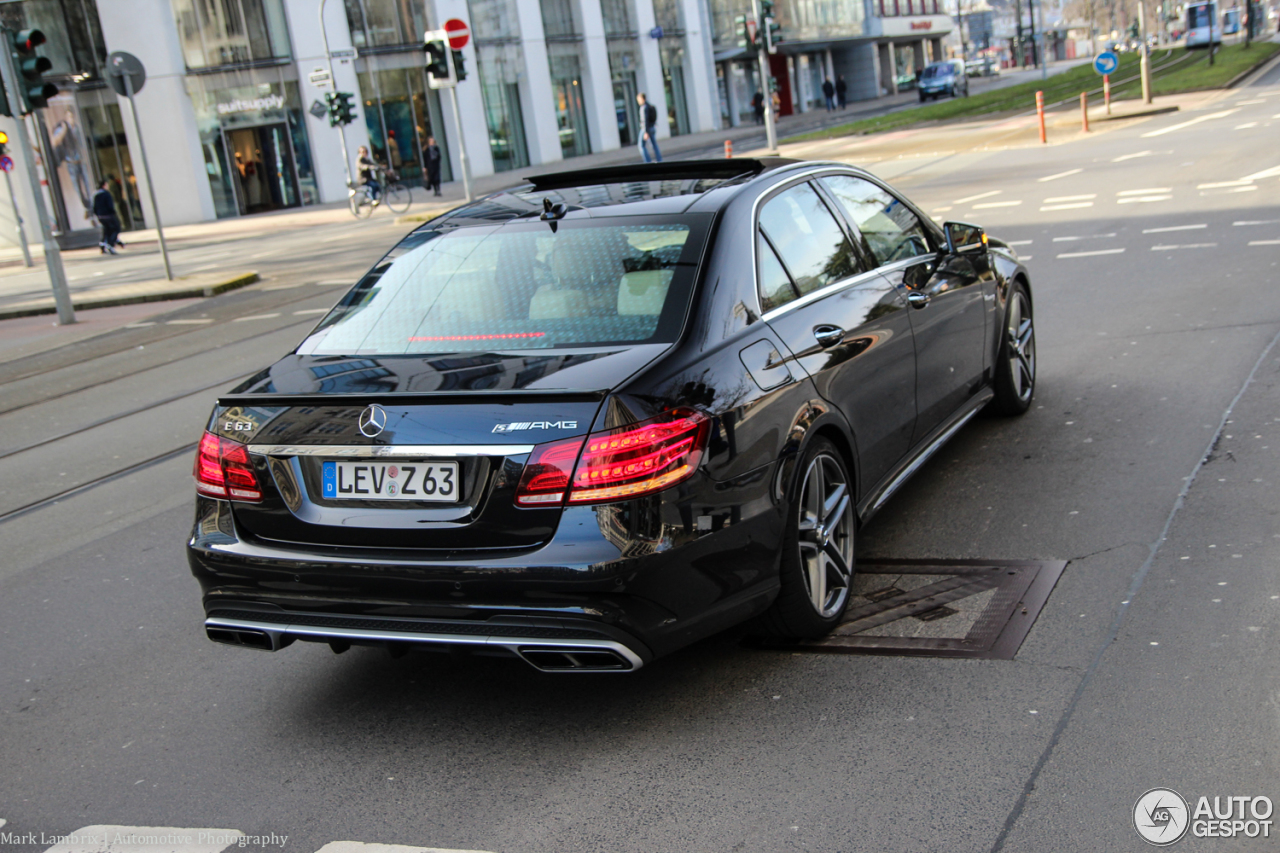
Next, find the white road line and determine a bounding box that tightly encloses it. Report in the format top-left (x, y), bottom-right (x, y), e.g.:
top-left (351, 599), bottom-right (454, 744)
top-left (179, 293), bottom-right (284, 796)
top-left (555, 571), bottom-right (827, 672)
top-left (1197, 180), bottom-right (1253, 188)
top-left (1235, 122), bottom-right (1259, 129)
top-left (1249, 240), bottom-right (1280, 246)
top-left (1112, 150), bottom-right (1153, 162)
top-left (1150, 243), bottom-right (1218, 250)
top-left (166, 319), bottom-right (214, 325)
top-left (233, 313), bottom-right (282, 322)
top-left (1044, 194), bottom-right (1096, 202)
top-left (932, 206), bottom-right (954, 213)
top-left (1235, 219), bottom-right (1280, 226)
top-left (1242, 165), bottom-right (1280, 181)
top-left (1118, 196), bottom-right (1172, 203)
top-left (1053, 233), bottom-right (1116, 242)
top-left (1143, 224), bottom-right (1207, 233)
top-left (1141, 108), bottom-right (1239, 137)
top-left (125, 322), bottom-right (156, 328)
top-left (1200, 186), bottom-right (1257, 195)
top-left (1117, 188), bottom-right (1172, 195)
top-left (1020, 255), bottom-right (1033, 260)
top-left (41, 826), bottom-right (244, 853)
top-left (952, 190), bottom-right (1000, 204)
top-left (972, 201), bottom-right (1022, 209)
top-left (317, 279), bottom-right (351, 285)
top-left (1235, 99), bottom-right (1266, 105)
top-left (263, 282), bottom-right (306, 291)
top-left (293, 308), bottom-right (330, 315)
top-left (1057, 248), bottom-right (1126, 258)
top-left (314, 842), bottom-right (494, 853)
top-left (1040, 202), bottom-right (1094, 211)
top-left (1038, 168), bottom-right (1082, 182)
top-left (1006, 240), bottom-right (1034, 245)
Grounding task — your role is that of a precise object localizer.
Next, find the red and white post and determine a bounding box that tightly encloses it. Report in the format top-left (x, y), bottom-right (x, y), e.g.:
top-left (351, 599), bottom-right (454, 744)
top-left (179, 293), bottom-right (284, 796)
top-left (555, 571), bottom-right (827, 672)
top-left (1036, 90), bottom-right (1046, 144)
top-left (1081, 91), bottom-right (1090, 132)
top-left (725, 139), bottom-right (733, 158)
top-left (1104, 74), bottom-right (1111, 115)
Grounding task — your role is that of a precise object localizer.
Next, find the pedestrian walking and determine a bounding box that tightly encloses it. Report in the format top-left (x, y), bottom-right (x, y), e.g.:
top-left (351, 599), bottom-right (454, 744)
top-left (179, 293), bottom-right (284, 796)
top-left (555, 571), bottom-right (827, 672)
top-left (836, 76), bottom-right (847, 109)
top-left (822, 78), bottom-right (835, 111)
top-left (423, 136), bottom-right (442, 197)
top-left (636, 93), bottom-right (662, 163)
top-left (93, 178), bottom-right (122, 255)
top-left (751, 91), bottom-right (765, 125)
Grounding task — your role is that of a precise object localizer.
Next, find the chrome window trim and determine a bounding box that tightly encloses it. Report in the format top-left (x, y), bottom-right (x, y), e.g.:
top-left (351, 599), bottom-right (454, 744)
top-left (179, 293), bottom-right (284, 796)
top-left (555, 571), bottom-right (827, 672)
top-left (758, 266), bottom-right (894, 323)
top-left (248, 444), bottom-right (536, 457)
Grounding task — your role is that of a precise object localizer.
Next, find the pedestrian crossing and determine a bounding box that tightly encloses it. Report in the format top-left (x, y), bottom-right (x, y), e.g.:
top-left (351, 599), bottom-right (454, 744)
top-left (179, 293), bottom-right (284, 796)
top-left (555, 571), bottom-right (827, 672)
top-left (1, 827), bottom-right (492, 853)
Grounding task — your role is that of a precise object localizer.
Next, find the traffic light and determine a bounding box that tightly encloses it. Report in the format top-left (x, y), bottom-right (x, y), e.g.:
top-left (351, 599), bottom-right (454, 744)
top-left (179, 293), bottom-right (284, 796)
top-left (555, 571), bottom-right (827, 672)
top-left (0, 130), bottom-right (7, 157)
top-left (424, 36), bottom-right (453, 86)
top-left (0, 75), bottom-right (9, 117)
top-left (451, 49), bottom-right (466, 82)
top-left (7, 29), bottom-right (57, 113)
top-left (764, 16), bottom-right (782, 53)
top-left (325, 91), bottom-right (356, 127)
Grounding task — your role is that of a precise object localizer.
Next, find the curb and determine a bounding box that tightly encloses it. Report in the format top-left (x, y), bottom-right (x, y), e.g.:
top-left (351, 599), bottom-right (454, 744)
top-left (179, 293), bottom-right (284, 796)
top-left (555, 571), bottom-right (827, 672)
top-left (0, 271), bottom-right (259, 321)
top-left (1097, 105), bottom-right (1180, 121)
top-left (1225, 42), bottom-right (1280, 88)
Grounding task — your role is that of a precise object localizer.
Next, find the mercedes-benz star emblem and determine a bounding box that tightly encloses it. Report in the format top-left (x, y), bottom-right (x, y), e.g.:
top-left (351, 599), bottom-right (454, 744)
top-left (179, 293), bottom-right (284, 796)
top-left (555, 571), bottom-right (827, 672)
top-left (358, 404), bottom-right (388, 438)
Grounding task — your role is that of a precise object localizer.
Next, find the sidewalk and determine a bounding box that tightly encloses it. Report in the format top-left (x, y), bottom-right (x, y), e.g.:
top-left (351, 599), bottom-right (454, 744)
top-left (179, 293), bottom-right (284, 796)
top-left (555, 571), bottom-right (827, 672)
top-left (0, 58), bottom-right (1094, 267)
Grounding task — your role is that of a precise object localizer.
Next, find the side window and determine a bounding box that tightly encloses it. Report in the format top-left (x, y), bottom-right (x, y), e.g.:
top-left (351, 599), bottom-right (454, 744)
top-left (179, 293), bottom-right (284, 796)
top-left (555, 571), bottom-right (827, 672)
top-left (822, 175), bottom-right (932, 266)
top-left (758, 233), bottom-right (798, 312)
top-left (758, 182), bottom-right (861, 297)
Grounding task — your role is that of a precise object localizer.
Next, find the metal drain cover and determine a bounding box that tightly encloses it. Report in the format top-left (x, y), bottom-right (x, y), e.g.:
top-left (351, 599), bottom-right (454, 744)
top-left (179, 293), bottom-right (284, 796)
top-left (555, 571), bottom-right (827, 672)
top-left (757, 559), bottom-right (1066, 660)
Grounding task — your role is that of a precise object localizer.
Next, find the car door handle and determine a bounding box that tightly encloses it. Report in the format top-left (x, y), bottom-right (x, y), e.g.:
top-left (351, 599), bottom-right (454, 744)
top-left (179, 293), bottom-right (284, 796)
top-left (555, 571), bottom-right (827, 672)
top-left (813, 325), bottom-right (845, 348)
top-left (906, 291), bottom-right (931, 309)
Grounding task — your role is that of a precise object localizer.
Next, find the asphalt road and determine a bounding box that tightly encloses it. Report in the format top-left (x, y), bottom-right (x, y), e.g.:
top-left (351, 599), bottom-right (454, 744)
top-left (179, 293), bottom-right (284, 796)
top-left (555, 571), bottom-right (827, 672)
top-left (1, 59), bottom-right (1279, 853)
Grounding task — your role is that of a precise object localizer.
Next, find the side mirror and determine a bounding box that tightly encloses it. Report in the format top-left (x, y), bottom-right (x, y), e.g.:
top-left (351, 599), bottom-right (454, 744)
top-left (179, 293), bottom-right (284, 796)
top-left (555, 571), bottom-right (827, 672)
top-left (943, 221), bottom-right (988, 256)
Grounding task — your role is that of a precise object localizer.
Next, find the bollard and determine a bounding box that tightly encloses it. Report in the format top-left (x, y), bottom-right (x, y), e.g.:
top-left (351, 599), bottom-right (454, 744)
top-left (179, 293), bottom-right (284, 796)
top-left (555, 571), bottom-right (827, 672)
top-left (725, 139), bottom-right (733, 159)
top-left (1104, 74), bottom-right (1111, 115)
top-left (1036, 90), bottom-right (1046, 144)
top-left (1081, 91), bottom-right (1090, 133)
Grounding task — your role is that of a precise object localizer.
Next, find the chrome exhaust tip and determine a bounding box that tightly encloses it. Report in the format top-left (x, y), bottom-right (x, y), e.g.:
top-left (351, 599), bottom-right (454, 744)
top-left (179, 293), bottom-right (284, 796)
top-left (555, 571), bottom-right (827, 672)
top-left (516, 646), bottom-right (635, 672)
top-left (206, 625), bottom-right (287, 651)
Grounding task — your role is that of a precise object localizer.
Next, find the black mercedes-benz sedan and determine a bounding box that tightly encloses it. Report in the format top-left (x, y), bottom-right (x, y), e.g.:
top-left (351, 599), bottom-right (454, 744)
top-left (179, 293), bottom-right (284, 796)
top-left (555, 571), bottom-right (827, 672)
top-left (188, 158), bottom-right (1035, 672)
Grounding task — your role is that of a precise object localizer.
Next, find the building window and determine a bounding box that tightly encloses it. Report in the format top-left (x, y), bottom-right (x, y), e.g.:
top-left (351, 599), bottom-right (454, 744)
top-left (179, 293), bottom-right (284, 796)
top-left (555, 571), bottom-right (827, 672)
top-left (601, 0), bottom-right (634, 36)
top-left (344, 0), bottom-right (428, 50)
top-left (469, 0), bottom-right (529, 172)
top-left (0, 0), bottom-right (108, 80)
top-left (357, 65), bottom-right (453, 187)
top-left (170, 0), bottom-right (291, 69)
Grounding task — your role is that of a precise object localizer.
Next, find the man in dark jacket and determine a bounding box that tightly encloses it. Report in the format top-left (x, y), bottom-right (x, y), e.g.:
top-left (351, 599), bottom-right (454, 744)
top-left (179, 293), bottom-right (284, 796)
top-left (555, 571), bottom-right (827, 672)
top-left (92, 179), bottom-right (122, 255)
top-left (424, 136), bottom-right (442, 196)
top-left (636, 92), bottom-right (662, 163)
top-left (822, 78), bottom-right (835, 111)
top-left (751, 90), bottom-right (765, 125)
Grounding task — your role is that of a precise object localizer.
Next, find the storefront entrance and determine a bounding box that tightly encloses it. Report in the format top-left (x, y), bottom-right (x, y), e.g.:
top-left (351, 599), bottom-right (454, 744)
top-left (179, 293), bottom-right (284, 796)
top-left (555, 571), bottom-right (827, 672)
top-left (223, 123), bottom-right (299, 215)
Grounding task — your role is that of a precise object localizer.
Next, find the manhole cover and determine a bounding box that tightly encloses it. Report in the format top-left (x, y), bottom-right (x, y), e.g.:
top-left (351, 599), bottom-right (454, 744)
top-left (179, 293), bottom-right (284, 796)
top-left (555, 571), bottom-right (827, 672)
top-left (754, 559), bottom-right (1066, 660)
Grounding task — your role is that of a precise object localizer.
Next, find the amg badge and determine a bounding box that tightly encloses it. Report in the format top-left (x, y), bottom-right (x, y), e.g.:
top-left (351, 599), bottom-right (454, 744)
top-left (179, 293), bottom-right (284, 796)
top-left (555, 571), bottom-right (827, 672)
top-left (492, 420), bottom-right (578, 433)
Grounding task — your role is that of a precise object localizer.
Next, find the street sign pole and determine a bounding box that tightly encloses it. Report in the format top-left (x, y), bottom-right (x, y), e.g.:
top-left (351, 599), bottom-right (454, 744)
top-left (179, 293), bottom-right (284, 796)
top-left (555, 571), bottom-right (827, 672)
top-left (1138, 0), bottom-right (1152, 103)
top-left (0, 34), bottom-right (73, 323)
top-left (428, 22), bottom-right (474, 203)
top-left (120, 74), bottom-right (172, 281)
top-left (446, 83), bottom-right (472, 204)
top-left (3, 166), bottom-right (33, 267)
top-left (750, 0), bottom-right (778, 153)
top-left (319, 0), bottom-right (353, 193)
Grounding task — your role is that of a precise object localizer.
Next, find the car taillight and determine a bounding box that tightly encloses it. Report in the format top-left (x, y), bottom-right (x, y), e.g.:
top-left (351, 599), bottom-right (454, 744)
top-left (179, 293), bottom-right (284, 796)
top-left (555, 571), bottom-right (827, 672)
top-left (514, 409), bottom-right (709, 507)
top-left (194, 430), bottom-right (263, 502)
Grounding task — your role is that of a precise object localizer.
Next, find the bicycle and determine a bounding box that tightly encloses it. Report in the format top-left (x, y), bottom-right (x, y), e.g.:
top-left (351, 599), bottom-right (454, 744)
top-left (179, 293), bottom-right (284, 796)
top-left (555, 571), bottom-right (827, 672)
top-left (349, 167), bottom-right (411, 218)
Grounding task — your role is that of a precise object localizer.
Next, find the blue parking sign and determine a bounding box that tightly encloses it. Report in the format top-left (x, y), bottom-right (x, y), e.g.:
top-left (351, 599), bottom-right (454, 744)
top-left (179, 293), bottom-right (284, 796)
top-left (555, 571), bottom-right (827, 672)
top-left (1094, 51), bottom-right (1119, 75)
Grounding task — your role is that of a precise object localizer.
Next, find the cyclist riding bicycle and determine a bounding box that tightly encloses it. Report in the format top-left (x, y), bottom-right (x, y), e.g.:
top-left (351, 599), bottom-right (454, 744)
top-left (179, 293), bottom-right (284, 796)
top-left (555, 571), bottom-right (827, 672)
top-left (356, 145), bottom-right (382, 203)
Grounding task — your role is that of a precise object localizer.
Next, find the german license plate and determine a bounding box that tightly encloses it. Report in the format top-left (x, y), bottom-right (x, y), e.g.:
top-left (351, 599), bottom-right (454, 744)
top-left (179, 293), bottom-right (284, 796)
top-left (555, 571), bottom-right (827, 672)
top-left (321, 461), bottom-right (459, 502)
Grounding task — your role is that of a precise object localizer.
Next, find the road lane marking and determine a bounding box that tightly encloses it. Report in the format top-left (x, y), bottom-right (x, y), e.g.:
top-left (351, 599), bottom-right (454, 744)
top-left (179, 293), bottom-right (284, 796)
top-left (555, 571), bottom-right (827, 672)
top-left (263, 282), bottom-right (306, 290)
top-left (1242, 165), bottom-right (1280, 181)
top-left (1235, 220), bottom-right (1280, 226)
top-left (1198, 180), bottom-right (1253, 188)
top-left (1150, 243), bottom-right (1218, 250)
top-left (1044, 194), bottom-right (1096, 202)
top-left (41, 826), bottom-right (245, 853)
top-left (1249, 240), bottom-right (1280, 246)
top-left (1038, 168), bottom-right (1082, 182)
top-left (166, 319), bottom-right (214, 325)
top-left (1141, 108), bottom-right (1239, 137)
top-left (1019, 255), bottom-right (1033, 260)
top-left (1235, 122), bottom-right (1259, 129)
top-left (1118, 196), bottom-right (1172, 203)
top-left (1057, 248), bottom-right (1126, 258)
top-left (1112, 150), bottom-right (1153, 162)
top-left (1040, 202), bottom-right (1094, 211)
top-left (1235, 99), bottom-right (1266, 105)
top-left (315, 843), bottom-right (495, 853)
top-left (1053, 233), bottom-right (1116, 242)
top-left (1200, 186), bottom-right (1257, 195)
top-left (1143, 224), bottom-right (1207, 233)
top-left (233, 313), bottom-right (282, 322)
top-left (952, 190), bottom-right (1000, 204)
top-left (972, 201), bottom-right (1022, 209)
top-left (1006, 240), bottom-right (1034, 245)
top-left (125, 322), bottom-right (156, 328)
top-left (931, 206), bottom-right (954, 213)
top-left (293, 308), bottom-right (330, 315)
top-left (1118, 188), bottom-right (1172, 195)
top-left (317, 279), bottom-right (351, 285)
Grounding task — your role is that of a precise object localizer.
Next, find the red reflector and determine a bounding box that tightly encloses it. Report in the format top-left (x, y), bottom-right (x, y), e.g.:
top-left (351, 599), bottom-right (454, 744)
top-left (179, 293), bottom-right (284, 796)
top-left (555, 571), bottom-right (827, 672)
top-left (193, 431), bottom-right (263, 502)
top-left (513, 409), bottom-right (709, 508)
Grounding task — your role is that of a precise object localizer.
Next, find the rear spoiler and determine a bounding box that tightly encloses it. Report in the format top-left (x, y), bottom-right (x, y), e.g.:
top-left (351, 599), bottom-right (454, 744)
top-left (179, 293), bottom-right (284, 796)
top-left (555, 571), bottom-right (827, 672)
top-left (216, 390), bottom-right (609, 408)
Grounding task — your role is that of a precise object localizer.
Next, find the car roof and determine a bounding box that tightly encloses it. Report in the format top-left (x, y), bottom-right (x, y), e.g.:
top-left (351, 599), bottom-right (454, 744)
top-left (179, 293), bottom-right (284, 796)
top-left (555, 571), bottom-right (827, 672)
top-left (414, 158), bottom-right (809, 228)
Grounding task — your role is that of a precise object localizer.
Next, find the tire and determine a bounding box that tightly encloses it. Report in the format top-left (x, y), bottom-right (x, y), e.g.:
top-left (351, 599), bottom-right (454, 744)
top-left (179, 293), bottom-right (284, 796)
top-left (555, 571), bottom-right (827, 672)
top-left (988, 281), bottom-right (1036, 415)
top-left (350, 190), bottom-right (374, 219)
top-left (384, 182), bottom-right (411, 214)
top-left (919, 92), bottom-right (927, 103)
top-left (756, 437), bottom-right (856, 639)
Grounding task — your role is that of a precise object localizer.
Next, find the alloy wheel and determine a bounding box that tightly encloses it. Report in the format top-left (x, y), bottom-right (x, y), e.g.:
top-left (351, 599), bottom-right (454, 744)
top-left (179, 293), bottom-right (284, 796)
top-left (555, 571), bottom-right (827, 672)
top-left (1006, 289), bottom-right (1036, 403)
top-left (795, 453), bottom-right (854, 618)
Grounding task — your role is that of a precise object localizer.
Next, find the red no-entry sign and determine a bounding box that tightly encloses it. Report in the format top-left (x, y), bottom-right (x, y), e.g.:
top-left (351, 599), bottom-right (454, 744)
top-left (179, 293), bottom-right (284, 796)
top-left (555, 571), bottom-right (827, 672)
top-left (444, 19), bottom-right (469, 49)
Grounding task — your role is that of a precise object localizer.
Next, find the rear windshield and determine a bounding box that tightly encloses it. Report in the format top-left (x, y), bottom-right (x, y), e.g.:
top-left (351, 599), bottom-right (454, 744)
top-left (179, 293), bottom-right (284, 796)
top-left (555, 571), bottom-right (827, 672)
top-left (298, 217), bottom-right (707, 355)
